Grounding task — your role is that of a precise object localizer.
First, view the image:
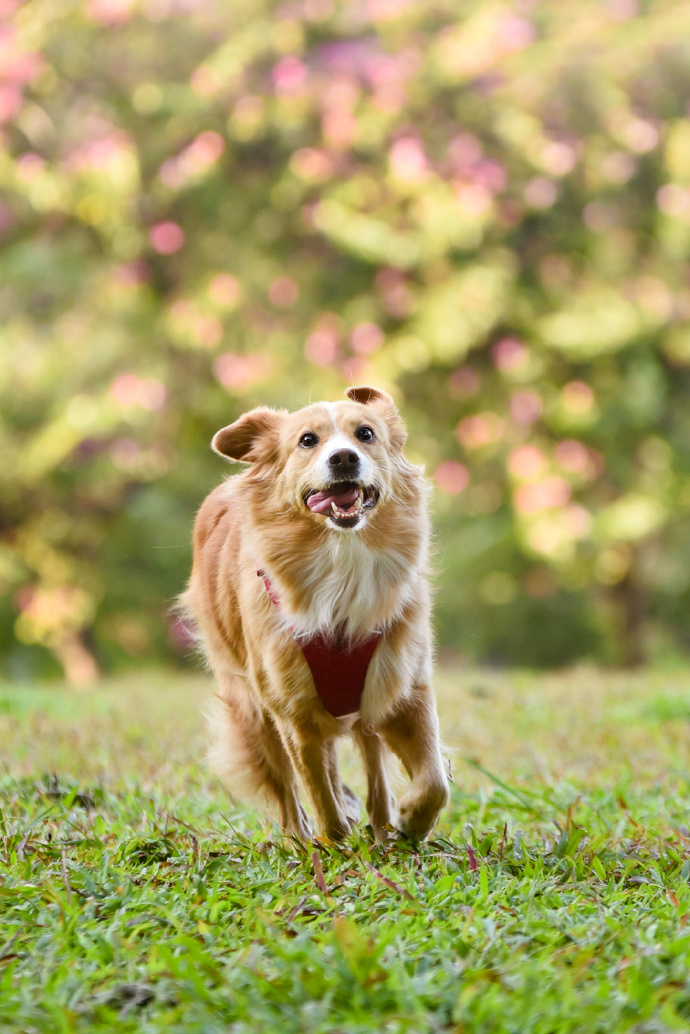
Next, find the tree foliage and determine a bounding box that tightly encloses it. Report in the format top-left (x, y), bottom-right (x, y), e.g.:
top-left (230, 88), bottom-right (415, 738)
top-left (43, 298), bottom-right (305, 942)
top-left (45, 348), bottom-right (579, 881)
top-left (4, 0), bottom-right (690, 679)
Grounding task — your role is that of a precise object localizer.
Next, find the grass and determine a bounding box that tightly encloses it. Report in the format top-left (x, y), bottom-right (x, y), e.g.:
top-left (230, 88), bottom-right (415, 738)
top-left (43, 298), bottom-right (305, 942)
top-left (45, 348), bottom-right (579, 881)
top-left (3, 667), bottom-right (690, 1032)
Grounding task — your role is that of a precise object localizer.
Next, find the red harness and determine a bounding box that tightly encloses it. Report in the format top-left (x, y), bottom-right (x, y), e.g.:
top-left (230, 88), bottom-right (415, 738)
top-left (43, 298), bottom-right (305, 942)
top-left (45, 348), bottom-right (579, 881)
top-left (258, 570), bottom-right (381, 718)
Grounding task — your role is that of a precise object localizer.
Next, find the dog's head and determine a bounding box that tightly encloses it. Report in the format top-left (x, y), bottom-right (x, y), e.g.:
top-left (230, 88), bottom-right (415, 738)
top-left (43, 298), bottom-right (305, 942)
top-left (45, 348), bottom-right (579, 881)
top-left (212, 386), bottom-right (417, 532)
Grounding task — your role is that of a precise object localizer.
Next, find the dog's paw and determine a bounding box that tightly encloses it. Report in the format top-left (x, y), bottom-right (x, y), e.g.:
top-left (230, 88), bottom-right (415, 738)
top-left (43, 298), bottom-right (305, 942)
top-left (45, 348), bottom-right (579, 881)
top-left (396, 779), bottom-right (449, 842)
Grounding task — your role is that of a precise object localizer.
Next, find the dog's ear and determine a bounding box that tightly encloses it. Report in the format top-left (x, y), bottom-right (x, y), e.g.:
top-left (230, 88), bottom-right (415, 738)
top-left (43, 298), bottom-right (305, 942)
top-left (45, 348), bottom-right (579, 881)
top-left (345, 385), bottom-right (407, 448)
top-left (212, 407), bottom-right (284, 463)
top-left (346, 385), bottom-right (395, 408)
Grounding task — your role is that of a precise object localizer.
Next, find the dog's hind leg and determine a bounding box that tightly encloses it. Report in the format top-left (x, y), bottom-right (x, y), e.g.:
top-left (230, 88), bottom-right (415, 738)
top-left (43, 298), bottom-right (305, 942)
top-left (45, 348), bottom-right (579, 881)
top-left (379, 686), bottom-right (449, 841)
top-left (208, 675), bottom-right (310, 839)
top-left (353, 727), bottom-right (396, 842)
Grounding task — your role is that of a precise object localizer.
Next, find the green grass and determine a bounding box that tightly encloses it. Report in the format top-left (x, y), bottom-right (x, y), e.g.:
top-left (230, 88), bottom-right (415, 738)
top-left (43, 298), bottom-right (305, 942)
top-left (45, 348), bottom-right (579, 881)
top-left (4, 668), bottom-right (690, 1032)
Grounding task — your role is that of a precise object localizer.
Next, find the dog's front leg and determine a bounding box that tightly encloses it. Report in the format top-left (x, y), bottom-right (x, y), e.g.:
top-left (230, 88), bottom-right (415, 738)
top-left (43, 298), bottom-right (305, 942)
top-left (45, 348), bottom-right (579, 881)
top-left (283, 726), bottom-right (353, 841)
top-left (354, 727), bottom-right (396, 842)
top-left (380, 686), bottom-right (449, 841)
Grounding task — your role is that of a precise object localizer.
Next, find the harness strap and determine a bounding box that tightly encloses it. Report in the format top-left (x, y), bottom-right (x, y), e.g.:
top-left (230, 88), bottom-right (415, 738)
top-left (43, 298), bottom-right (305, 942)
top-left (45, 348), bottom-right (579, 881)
top-left (257, 569), bottom-right (381, 718)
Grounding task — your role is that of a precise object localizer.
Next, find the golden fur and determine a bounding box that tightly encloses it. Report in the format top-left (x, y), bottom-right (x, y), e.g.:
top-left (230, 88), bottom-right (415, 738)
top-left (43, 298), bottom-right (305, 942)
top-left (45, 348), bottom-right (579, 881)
top-left (181, 385), bottom-right (449, 841)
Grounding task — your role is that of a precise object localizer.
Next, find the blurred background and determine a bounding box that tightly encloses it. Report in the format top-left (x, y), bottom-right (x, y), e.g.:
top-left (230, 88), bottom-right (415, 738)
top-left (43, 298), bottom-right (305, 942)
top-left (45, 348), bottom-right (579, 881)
top-left (3, 0), bottom-right (690, 684)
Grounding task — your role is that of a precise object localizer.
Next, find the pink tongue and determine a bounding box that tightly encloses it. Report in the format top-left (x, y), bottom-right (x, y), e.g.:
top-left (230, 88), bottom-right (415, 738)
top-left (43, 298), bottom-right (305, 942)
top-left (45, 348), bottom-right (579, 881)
top-left (307, 485), bottom-right (360, 515)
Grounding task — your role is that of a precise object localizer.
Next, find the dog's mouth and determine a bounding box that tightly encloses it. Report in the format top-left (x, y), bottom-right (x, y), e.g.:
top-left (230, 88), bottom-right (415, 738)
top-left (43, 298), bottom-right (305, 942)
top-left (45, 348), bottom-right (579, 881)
top-left (304, 482), bottom-right (379, 528)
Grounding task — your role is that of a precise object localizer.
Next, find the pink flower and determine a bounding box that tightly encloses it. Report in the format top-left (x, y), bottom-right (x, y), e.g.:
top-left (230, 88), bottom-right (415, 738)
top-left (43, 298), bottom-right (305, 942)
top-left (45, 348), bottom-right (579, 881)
top-left (435, 461), bottom-right (469, 495)
top-left (389, 138), bottom-right (429, 183)
top-left (208, 274), bottom-right (241, 309)
top-left (507, 445), bottom-right (547, 481)
top-left (269, 276), bottom-right (299, 308)
top-left (449, 368), bottom-right (480, 397)
top-left (350, 323), bottom-right (384, 355)
top-left (491, 337), bottom-right (527, 372)
top-left (272, 57), bottom-right (307, 95)
top-left (514, 477), bottom-right (571, 515)
top-left (306, 322), bottom-right (340, 366)
top-left (510, 391), bottom-right (542, 427)
top-left (214, 353), bottom-right (272, 393)
top-left (555, 440), bottom-right (590, 473)
top-left (149, 222), bottom-right (184, 254)
top-left (456, 413), bottom-right (503, 450)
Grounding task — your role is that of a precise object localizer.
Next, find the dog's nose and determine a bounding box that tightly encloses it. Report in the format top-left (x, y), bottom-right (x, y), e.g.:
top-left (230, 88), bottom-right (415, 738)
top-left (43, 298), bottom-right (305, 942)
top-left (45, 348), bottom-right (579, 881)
top-left (328, 448), bottom-right (360, 474)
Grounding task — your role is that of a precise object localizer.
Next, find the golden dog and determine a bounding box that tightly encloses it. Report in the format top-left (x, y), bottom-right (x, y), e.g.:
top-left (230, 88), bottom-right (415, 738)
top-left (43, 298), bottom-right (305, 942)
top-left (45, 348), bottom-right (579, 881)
top-left (182, 385), bottom-right (448, 841)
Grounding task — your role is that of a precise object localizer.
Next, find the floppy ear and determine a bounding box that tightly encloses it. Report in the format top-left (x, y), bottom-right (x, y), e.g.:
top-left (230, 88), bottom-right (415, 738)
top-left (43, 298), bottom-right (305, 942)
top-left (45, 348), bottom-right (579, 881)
top-left (345, 385), bottom-right (396, 408)
top-left (345, 385), bottom-right (407, 448)
top-left (211, 407), bottom-right (284, 463)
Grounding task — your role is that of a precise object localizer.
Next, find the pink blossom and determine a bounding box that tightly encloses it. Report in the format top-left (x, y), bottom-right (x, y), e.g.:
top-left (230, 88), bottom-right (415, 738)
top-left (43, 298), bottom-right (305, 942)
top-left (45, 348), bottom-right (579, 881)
top-left (561, 381), bottom-right (594, 414)
top-left (322, 109), bottom-right (357, 149)
top-left (434, 461), bottom-right (469, 495)
top-left (449, 368), bottom-right (480, 398)
top-left (507, 445), bottom-right (547, 481)
top-left (341, 357), bottom-right (368, 382)
top-left (272, 57), bottom-right (307, 96)
top-left (524, 178), bottom-right (558, 209)
top-left (455, 183), bottom-right (492, 217)
top-left (0, 83), bottom-right (21, 123)
top-left (367, 0), bottom-right (414, 22)
top-left (496, 14), bottom-right (536, 52)
top-left (389, 138), bottom-right (429, 183)
top-left (112, 263), bottom-right (148, 290)
top-left (492, 337), bottom-right (528, 372)
top-left (109, 374), bottom-right (166, 410)
top-left (3, 51), bottom-right (44, 85)
top-left (208, 273), bottom-right (241, 309)
top-left (169, 300), bottom-right (222, 348)
top-left (375, 269), bottom-right (412, 318)
top-left (291, 148), bottom-right (334, 182)
top-left (514, 477), bottom-right (571, 515)
top-left (456, 413), bottom-right (504, 450)
top-left (16, 153), bottom-right (45, 181)
top-left (657, 184), bottom-right (690, 216)
top-left (306, 325), bottom-right (340, 366)
top-left (624, 119), bottom-right (659, 154)
top-left (563, 505), bottom-right (592, 538)
top-left (350, 322), bottom-right (384, 355)
top-left (160, 131), bottom-right (224, 188)
top-left (555, 440), bottom-right (590, 473)
top-left (510, 391), bottom-right (542, 426)
top-left (449, 134), bottom-right (482, 170)
top-left (269, 276), bottom-right (299, 308)
top-left (214, 353), bottom-right (272, 393)
top-left (473, 159), bottom-right (508, 193)
top-left (540, 142), bottom-right (577, 176)
top-left (87, 0), bottom-right (134, 24)
top-left (149, 221), bottom-right (184, 254)
top-left (190, 66), bottom-right (222, 96)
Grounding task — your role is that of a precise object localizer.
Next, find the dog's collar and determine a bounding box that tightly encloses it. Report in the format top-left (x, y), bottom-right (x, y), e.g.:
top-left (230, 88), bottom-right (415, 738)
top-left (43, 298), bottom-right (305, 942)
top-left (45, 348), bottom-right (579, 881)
top-left (257, 569), bottom-right (380, 718)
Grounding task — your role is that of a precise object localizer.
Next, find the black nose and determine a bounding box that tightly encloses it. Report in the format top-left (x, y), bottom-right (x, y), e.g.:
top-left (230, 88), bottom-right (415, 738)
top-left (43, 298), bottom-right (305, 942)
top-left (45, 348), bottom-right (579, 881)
top-left (328, 448), bottom-right (360, 474)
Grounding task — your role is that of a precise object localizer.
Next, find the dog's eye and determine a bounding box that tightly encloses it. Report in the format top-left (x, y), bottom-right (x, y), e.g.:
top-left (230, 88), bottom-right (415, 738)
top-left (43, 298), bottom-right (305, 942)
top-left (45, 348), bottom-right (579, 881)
top-left (299, 432), bottom-right (319, 449)
top-left (355, 426), bottom-right (375, 443)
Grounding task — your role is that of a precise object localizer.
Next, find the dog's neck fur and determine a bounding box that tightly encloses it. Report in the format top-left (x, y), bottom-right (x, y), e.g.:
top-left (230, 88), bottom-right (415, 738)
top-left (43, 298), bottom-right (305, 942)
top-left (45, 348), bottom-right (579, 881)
top-left (256, 530), bottom-right (420, 642)
top-left (294, 533), bottom-right (416, 639)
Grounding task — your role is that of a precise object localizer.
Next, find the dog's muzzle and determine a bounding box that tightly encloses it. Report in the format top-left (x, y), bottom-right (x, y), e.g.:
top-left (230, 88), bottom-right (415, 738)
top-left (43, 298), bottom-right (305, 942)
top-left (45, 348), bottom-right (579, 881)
top-left (304, 482), bottom-right (379, 528)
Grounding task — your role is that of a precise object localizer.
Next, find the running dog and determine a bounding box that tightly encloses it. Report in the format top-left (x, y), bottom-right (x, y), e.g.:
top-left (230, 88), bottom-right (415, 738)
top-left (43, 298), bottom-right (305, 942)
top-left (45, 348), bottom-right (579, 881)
top-left (181, 385), bottom-right (448, 841)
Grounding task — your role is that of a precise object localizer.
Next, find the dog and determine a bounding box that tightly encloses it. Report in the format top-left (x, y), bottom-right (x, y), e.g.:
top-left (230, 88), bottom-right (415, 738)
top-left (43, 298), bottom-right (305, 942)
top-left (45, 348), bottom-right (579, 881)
top-left (181, 385), bottom-right (448, 841)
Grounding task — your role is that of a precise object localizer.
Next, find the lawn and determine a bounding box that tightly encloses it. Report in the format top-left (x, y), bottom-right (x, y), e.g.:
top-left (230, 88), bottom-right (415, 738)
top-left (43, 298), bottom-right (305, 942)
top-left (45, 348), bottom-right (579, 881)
top-left (3, 666), bottom-right (690, 1032)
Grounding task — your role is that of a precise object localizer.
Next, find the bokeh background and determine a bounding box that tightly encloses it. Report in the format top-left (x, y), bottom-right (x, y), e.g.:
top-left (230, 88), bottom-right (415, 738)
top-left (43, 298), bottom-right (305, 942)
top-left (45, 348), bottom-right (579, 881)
top-left (3, 0), bottom-right (690, 684)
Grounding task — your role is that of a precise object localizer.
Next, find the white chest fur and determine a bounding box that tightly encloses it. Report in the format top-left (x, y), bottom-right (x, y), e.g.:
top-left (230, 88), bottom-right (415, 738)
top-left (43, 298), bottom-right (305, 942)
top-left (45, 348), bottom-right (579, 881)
top-left (284, 533), bottom-right (414, 639)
